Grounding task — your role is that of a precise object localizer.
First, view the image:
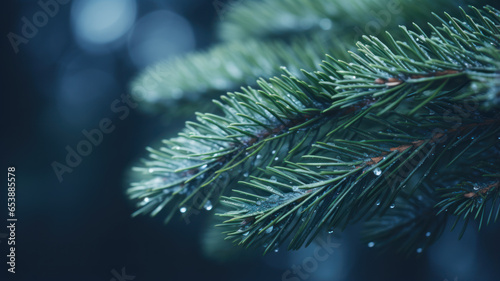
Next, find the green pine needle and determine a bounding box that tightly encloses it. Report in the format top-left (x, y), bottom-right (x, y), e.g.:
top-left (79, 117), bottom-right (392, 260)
top-left (128, 6), bottom-right (500, 255)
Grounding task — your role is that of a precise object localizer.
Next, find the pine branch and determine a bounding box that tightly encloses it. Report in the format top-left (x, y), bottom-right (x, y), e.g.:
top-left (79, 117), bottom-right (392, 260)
top-left (217, 0), bottom-right (456, 42)
top-left (128, 6), bottom-right (500, 254)
top-left (216, 6), bottom-right (500, 251)
top-left (361, 183), bottom-right (448, 256)
top-left (436, 160), bottom-right (500, 238)
top-left (128, 75), bottom-right (345, 223)
top-left (131, 35), bottom-right (350, 117)
top-left (219, 113), bottom-right (500, 252)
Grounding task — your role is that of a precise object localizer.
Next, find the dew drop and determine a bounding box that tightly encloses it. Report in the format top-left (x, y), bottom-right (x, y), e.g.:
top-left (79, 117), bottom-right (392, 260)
top-left (243, 231), bottom-right (249, 236)
top-left (274, 248), bottom-right (279, 253)
top-left (244, 172), bottom-right (249, 177)
top-left (179, 207), bottom-right (187, 213)
top-left (144, 197), bottom-right (150, 203)
top-left (390, 204), bottom-right (395, 209)
top-left (204, 200), bottom-right (213, 211)
top-left (328, 229), bottom-right (334, 234)
top-left (473, 185), bottom-right (479, 191)
top-left (256, 201), bottom-right (262, 206)
top-left (425, 232), bottom-right (431, 237)
top-left (373, 168), bottom-right (382, 176)
top-left (265, 226), bottom-right (273, 234)
top-left (201, 164), bottom-right (208, 169)
top-left (270, 176), bottom-right (277, 182)
top-left (376, 200), bottom-right (381, 206)
top-left (274, 157), bottom-right (279, 161)
top-left (416, 248), bottom-right (423, 253)
top-left (272, 150), bottom-right (276, 154)
top-left (256, 155), bottom-right (262, 159)
top-left (368, 242), bottom-right (375, 248)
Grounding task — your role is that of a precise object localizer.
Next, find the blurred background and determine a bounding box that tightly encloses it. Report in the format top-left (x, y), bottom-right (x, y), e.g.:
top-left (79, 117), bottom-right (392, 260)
top-left (1, 0), bottom-right (499, 280)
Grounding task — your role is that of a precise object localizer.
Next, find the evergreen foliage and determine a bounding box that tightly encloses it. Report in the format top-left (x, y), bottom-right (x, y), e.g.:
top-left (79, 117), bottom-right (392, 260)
top-left (127, 3), bottom-right (500, 257)
top-left (131, 35), bottom-right (350, 116)
top-left (217, 0), bottom-right (455, 41)
top-left (131, 0), bottom-right (468, 117)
